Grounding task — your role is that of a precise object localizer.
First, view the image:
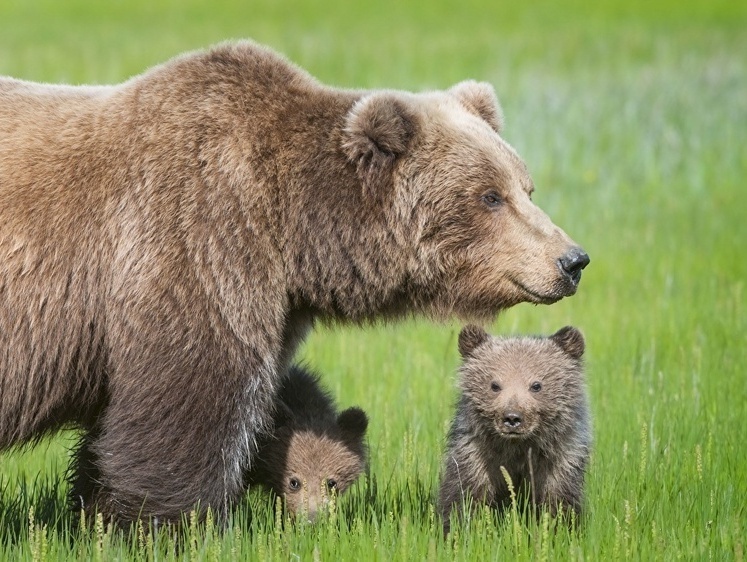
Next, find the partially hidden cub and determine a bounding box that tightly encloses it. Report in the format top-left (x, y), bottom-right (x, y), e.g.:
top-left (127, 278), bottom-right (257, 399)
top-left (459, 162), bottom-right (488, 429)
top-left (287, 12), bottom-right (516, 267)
top-left (246, 365), bottom-right (368, 520)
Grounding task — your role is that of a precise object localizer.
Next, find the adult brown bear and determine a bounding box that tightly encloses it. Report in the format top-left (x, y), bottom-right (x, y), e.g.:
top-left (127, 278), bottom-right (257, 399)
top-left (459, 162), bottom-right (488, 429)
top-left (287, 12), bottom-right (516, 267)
top-left (0, 41), bottom-right (588, 526)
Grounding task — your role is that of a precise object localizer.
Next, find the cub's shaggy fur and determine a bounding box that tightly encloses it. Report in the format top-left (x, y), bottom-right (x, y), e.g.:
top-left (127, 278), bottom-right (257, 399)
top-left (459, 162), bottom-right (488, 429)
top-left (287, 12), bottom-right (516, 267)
top-left (438, 325), bottom-right (591, 534)
top-left (246, 366), bottom-right (368, 520)
top-left (0, 40), bottom-right (588, 525)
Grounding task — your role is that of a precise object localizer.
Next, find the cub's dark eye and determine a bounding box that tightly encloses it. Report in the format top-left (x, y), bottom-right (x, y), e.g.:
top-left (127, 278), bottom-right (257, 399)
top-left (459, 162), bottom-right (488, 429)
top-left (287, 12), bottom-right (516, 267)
top-left (289, 477), bottom-right (301, 491)
top-left (327, 479), bottom-right (338, 490)
top-left (490, 382), bottom-right (501, 392)
top-left (482, 192), bottom-right (503, 209)
top-left (530, 382), bottom-right (542, 393)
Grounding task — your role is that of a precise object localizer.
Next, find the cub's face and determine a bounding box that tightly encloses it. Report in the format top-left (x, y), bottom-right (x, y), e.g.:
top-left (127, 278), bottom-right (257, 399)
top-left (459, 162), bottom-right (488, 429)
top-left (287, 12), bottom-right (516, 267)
top-left (457, 325), bottom-right (586, 440)
top-left (278, 430), bottom-right (366, 520)
top-left (270, 407), bottom-right (368, 521)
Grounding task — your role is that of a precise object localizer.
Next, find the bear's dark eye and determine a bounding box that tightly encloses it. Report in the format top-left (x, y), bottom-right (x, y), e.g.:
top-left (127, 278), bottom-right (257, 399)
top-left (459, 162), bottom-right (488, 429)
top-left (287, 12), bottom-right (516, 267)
top-left (327, 479), bottom-right (337, 490)
top-left (289, 477), bottom-right (301, 491)
top-left (482, 192), bottom-right (503, 209)
top-left (490, 381), bottom-right (501, 392)
top-left (530, 382), bottom-right (542, 393)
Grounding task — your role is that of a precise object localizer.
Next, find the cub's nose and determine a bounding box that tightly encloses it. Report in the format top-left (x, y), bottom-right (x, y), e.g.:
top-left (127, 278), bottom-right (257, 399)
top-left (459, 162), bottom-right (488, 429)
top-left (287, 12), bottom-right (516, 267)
top-left (503, 413), bottom-right (523, 428)
top-left (559, 247), bottom-right (590, 285)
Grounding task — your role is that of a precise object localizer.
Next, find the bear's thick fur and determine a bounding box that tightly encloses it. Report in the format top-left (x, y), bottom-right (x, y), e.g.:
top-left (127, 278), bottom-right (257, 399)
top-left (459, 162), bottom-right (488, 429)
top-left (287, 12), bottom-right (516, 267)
top-left (246, 365), bottom-right (368, 520)
top-left (438, 326), bottom-right (591, 534)
top-left (0, 40), bottom-right (588, 525)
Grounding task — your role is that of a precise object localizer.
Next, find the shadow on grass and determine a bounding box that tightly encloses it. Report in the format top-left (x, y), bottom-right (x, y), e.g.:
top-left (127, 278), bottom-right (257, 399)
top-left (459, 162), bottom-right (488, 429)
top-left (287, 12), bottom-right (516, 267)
top-left (0, 474), bottom-right (75, 546)
top-left (343, 471), bottom-right (436, 523)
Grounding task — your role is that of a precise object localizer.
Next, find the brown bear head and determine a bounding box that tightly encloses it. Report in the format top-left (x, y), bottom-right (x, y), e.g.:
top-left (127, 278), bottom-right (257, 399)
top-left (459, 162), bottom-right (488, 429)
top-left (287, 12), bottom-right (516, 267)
top-left (268, 407), bottom-right (368, 521)
top-left (456, 324), bottom-right (587, 442)
top-left (342, 81), bottom-right (589, 321)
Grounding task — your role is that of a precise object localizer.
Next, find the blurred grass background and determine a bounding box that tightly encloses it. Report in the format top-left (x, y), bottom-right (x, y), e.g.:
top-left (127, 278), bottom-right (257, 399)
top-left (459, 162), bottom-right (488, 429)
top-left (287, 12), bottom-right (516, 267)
top-left (1, 0), bottom-right (745, 559)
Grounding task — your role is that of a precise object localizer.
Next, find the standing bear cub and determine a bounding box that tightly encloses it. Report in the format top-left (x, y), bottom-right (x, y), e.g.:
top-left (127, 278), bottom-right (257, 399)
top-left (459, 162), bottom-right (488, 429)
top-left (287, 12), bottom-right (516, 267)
top-left (438, 325), bottom-right (591, 534)
top-left (246, 365), bottom-right (368, 521)
top-left (0, 40), bottom-right (588, 525)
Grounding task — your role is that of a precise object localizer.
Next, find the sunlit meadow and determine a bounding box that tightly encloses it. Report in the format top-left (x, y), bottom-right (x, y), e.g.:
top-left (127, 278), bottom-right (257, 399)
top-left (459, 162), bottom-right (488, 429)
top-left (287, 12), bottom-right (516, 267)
top-left (1, 0), bottom-right (745, 559)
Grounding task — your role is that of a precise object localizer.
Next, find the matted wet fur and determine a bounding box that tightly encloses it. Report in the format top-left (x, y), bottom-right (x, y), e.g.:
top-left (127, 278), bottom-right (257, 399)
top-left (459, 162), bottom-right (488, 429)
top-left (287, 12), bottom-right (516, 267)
top-left (246, 365), bottom-right (368, 520)
top-left (0, 40), bottom-right (588, 526)
top-left (438, 325), bottom-right (591, 534)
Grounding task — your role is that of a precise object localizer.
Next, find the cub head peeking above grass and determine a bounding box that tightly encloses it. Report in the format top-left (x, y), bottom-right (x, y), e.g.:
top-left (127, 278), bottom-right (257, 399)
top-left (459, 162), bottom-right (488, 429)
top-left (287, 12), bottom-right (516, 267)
top-left (246, 365), bottom-right (368, 521)
top-left (438, 325), bottom-right (591, 534)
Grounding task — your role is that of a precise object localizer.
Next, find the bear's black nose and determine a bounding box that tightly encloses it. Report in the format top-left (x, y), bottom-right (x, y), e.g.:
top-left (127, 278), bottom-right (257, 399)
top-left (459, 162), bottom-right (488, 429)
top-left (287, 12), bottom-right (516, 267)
top-left (559, 247), bottom-right (590, 285)
top-left (503, 413), bottom-right (523, 428)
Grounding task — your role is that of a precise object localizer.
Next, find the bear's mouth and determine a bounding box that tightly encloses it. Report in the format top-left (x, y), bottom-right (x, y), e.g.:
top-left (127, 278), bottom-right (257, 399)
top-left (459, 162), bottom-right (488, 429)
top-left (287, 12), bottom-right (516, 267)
top-left (494, 424), bottom-right (531, 438)
top-left (497, 428), bottom-right (529, 439)
top-left (510, 279), bottom-right (562, 305)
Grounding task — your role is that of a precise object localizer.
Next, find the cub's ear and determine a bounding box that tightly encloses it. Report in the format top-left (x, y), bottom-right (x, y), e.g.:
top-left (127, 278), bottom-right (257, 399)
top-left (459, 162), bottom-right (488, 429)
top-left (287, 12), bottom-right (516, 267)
top-left (449, 80), bottom-right (504, 134)
top-left (551, 326), bottom-right (585, 360)
top-left (337, 407), bottom-right (369, 440)
top-left (458, 325), bottom-right (490, 358)
top-left (342, 93), bottom-right (417, 191)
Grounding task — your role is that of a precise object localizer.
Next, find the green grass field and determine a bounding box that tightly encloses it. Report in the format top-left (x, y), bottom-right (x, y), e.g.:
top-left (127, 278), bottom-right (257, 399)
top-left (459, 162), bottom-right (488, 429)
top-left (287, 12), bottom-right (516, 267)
top-left (1, 0), bottom-right (745, 559)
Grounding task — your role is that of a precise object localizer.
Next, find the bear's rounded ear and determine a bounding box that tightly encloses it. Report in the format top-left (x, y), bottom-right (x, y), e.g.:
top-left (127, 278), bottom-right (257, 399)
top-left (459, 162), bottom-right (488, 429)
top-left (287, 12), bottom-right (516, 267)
top-left (449, 80), bottom-right (504, 134)
top-left (458, 325), bottom-right (490, 358)
top-left (551, 326), bottom-right (585, 360)
top-left (337, 407), bottom-right (368, 439)
top-left (342, 93), bottom-right (417, 192)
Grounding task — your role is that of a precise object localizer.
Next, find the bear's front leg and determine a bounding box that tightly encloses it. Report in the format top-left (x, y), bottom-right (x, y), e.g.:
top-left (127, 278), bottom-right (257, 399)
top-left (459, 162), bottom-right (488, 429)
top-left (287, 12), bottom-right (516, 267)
top-left (83, 337), bottom-right (280, 527)
top-left (438, 450), bottom-right (495, 536)
top-left (535, 457), bottom-right (587, 522)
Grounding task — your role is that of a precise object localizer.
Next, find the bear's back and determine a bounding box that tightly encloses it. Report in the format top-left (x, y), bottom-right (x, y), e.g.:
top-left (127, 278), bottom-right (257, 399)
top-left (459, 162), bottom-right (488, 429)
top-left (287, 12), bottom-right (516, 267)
top-left (0, 77), bottom-right (113, 137)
